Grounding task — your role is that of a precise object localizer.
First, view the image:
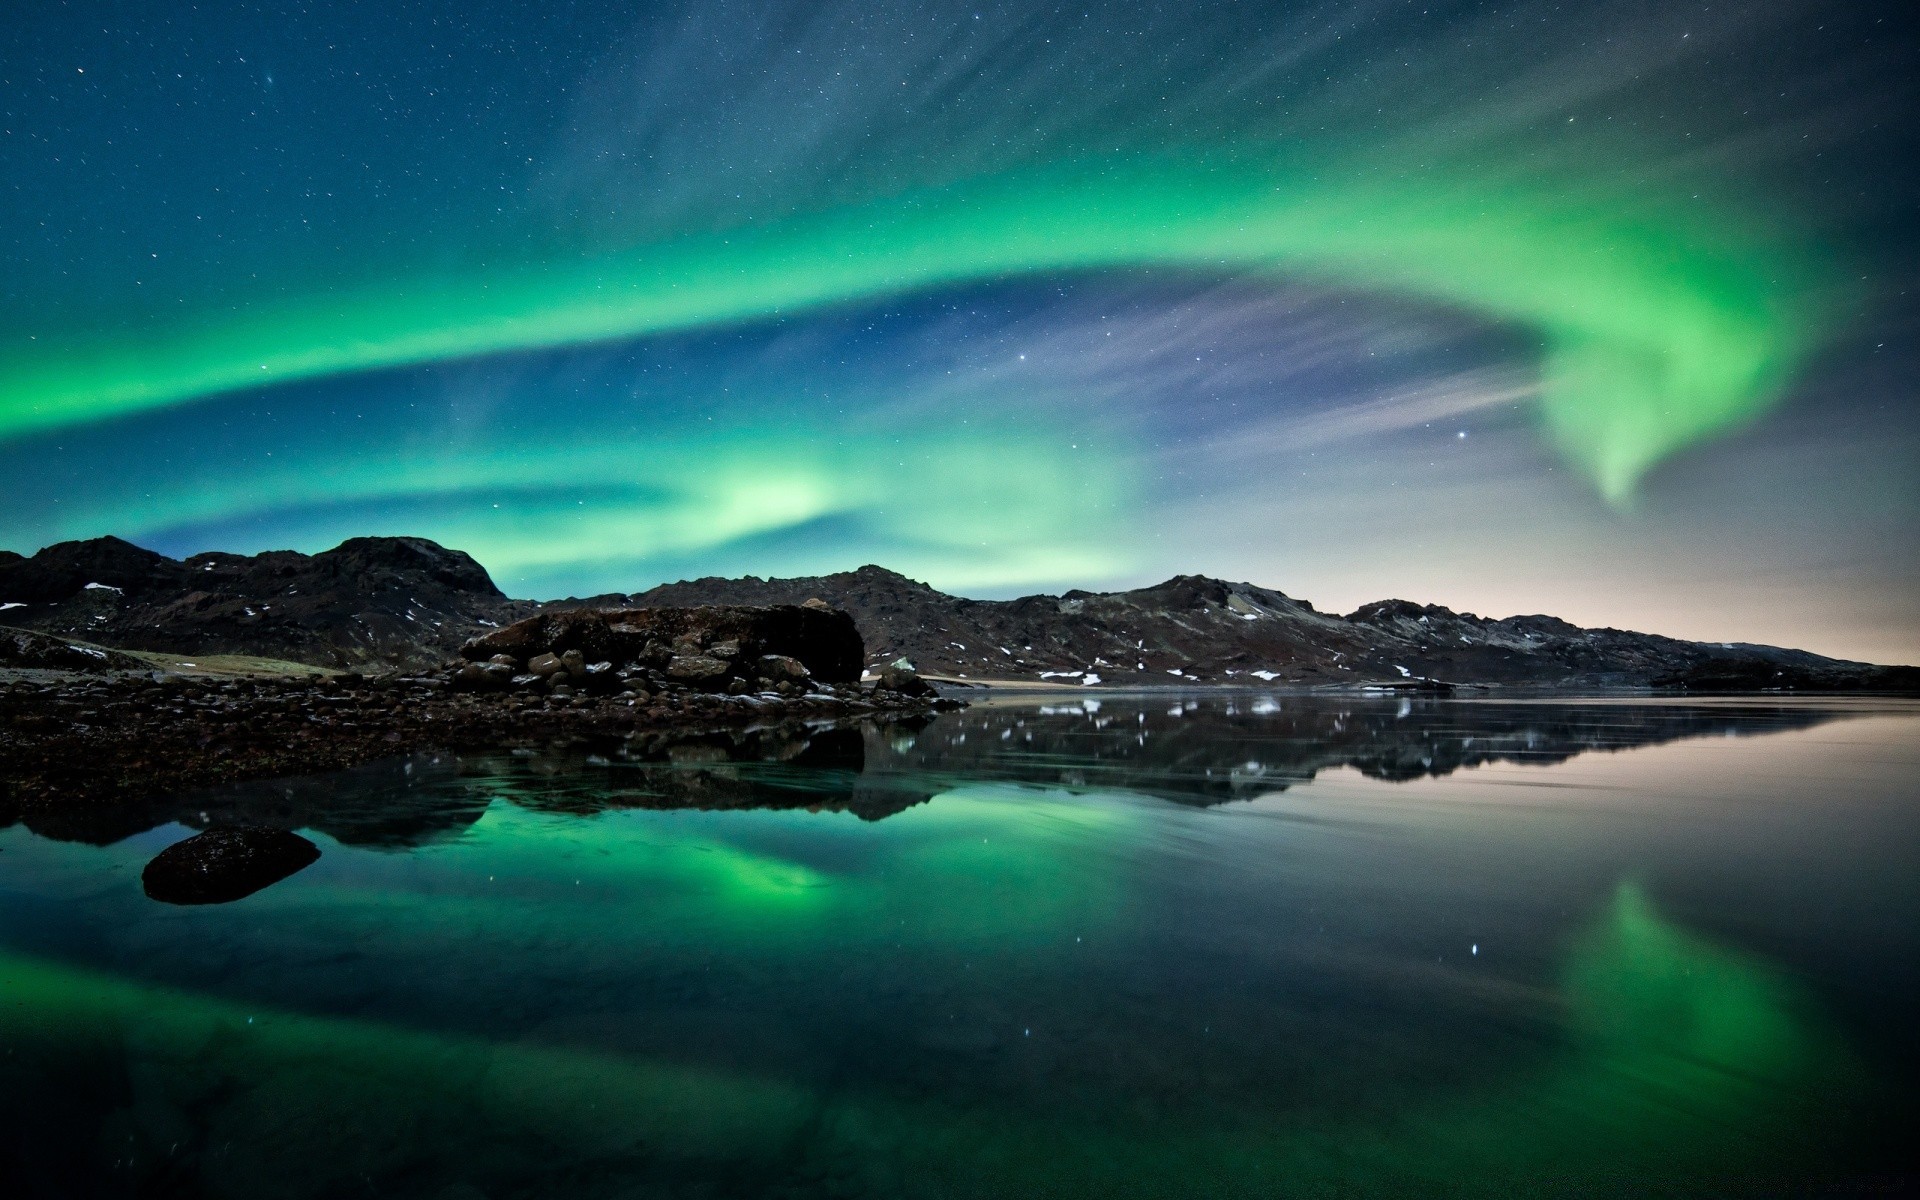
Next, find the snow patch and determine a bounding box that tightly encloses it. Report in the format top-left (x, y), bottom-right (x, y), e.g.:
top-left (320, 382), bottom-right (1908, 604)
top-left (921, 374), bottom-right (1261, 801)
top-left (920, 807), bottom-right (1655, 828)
top-left (1080, 673), bottom-right (1101, 686)
top-left (0, 602), bottom-right (24, 612)
top-left (83, 582), bottom-right (122, 593)
top-left (1250, 669), bottom-right (1280, 681)
top-left (1394, 665), bottom-right (1412, 678)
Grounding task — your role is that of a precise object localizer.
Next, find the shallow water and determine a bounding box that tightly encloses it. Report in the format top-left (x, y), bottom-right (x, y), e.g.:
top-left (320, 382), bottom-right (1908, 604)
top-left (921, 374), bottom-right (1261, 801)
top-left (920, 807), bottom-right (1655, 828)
top-left (3, 694), bottom-right (1916, 1197)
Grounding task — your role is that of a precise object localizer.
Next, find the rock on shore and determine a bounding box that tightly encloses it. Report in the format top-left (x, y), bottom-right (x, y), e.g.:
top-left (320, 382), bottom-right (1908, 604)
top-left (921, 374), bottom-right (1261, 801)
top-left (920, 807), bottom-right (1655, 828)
top-left (457, 604), bottom-right (865, 694)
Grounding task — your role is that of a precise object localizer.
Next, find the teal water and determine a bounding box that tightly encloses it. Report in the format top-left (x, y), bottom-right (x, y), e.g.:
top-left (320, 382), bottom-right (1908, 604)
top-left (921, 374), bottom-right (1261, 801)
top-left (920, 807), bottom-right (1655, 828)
top-left (2, 695), bottom-right (1917, 1197)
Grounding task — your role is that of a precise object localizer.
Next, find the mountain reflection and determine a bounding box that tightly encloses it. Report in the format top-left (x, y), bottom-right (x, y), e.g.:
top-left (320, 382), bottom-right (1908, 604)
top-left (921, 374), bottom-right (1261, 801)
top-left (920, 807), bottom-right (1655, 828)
top-left (1, 696), bottom-right (1872, 848)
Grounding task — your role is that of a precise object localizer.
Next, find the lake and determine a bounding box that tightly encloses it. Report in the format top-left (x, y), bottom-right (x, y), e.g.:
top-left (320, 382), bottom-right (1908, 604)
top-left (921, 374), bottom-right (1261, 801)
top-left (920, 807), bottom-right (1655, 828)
top-left (3, 693), bottom-right (1916, 1197)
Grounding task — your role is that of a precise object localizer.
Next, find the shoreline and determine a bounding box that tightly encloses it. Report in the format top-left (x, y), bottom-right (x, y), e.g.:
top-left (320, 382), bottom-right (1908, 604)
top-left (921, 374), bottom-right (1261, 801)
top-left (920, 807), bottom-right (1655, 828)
top-left (0, 667), bottom-right (958, 815)
top-left (7, 666), bottom-right (1913, 820)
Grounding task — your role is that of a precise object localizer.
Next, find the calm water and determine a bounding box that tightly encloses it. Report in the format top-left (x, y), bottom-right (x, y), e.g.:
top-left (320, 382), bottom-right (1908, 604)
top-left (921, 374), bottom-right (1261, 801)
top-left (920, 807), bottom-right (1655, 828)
top-left (2, 694), bottom-right (1916, 1198)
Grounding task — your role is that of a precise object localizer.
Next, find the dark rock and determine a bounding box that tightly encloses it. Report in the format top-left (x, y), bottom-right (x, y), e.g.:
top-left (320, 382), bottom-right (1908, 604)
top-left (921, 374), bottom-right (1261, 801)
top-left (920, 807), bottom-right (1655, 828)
top-left (0, 628), bottom-right (148, 672)
top-left (875, 665), bottom-right (934, 697)
top-left (464, 604), bottom-right (864, 683)
top-left (141, 827), bottom-right (321, 905)
top-left (667, 655), bottom-right (732, 686)
top-left (527, 652), bottom-right (565, 676)
top-left (756, 654), bottom-right (810, 683)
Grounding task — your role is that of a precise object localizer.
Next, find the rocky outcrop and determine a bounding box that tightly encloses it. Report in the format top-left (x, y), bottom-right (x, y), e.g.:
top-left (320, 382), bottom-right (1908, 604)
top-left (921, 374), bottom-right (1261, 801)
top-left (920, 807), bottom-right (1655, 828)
top-left (459, 604), bottom-right (865, 691)
top-left (0, 654), bottom-right (960, 810)
top-left (140, 827), bottom-right (321, 904)
top-left (0, 627), bottom-right (149, 672)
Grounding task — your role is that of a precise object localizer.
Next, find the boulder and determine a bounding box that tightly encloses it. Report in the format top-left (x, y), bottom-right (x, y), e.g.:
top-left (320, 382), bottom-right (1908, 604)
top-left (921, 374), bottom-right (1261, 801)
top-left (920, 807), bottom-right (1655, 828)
top-left (667, 655), bottom-right (732, 687)
top-left (875, 665), bottom-right (934, 697)
top-left (141, 827), bottom-right (321, 905)
top-left (527, 652), bottom-right (565, 677)
top-left (462, 604), bottom-right (864, 683)
top-left (453, 660), bottom-right (517, 691)
top-left (756, 654), bottom-right (810, 684)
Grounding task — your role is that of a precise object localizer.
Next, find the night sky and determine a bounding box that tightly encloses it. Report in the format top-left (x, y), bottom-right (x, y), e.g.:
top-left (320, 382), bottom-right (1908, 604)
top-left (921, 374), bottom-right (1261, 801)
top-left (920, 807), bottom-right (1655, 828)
top-left (3, 1), bottom-right (1916, 661)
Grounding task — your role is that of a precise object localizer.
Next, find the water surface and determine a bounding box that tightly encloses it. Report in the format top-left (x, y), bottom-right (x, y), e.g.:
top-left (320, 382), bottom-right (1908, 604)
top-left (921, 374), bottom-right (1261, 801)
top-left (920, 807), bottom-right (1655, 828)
top-left (3, 694), bottom-right (1916, 1197)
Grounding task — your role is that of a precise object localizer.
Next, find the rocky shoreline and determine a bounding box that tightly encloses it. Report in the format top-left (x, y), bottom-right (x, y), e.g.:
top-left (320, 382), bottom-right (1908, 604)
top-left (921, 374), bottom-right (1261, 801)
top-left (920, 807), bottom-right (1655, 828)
top-left (0, 664), bottom-right (960, 816)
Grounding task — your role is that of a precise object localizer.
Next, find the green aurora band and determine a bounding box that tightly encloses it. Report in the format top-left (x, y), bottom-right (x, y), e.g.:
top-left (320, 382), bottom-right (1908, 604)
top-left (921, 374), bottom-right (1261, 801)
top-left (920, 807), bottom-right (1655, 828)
top-left (0, 153), bottom-right (1828, 503)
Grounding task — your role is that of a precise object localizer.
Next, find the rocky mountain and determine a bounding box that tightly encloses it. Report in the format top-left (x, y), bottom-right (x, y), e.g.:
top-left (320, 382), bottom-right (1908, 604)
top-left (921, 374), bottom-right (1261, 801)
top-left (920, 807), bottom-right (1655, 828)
top-left (603, 566), bottom-right (1920, 692)
top-left (0, 536), bottom-right (536, 669)
top-left (4, 537), bottom-right (1914, 690)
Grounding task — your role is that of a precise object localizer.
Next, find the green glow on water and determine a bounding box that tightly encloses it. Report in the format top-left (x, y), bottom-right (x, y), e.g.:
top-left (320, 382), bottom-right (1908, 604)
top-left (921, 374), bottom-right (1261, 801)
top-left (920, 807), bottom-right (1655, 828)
top-left (0, 154), bottom-right (1827, 501)
top-left (0, 872), bottom-right (1852, 1196)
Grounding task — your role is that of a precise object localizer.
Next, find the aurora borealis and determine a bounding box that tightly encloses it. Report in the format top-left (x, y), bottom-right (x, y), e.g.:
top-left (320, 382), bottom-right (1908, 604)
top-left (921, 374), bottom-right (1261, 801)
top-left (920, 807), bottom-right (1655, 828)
top-left (4, 0), bottom-right (1917, 659)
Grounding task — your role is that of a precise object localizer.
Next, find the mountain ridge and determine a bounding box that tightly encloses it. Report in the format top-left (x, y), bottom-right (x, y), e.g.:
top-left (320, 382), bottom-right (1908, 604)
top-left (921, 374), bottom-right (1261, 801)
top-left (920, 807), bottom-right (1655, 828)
top-left (2, 537), bottom-right (1914, 691)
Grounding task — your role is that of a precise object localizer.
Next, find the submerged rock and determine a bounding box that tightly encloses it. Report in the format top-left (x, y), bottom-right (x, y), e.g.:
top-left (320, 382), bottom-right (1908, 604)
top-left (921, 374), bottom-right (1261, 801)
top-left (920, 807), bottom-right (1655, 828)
top-left (141, 827), bottom-right (321, 905)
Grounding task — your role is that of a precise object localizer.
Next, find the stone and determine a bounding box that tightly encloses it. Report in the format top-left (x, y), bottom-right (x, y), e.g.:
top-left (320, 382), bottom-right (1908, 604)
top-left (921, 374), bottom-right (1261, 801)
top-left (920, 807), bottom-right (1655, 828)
top-left (672, 632), bottom-right (706, 655)
top-left (141, 827), bottom-right (321, 905)
top-left (560, 648), bottom-right (586, 676)
top-left (756, 653), bottom-right (810, 683)
top-left (463, 603), bottom-right (864, 683)
top-left (707, 639), bottom-right (740, 660)
top-left (666, 655), bottom-right (732, 687)
top-left (488, 654), bottom-right (519, 668)
top-left (875, 665), bottom-right (934, 697)
top-left (528, 652), bottom-right (564, 676)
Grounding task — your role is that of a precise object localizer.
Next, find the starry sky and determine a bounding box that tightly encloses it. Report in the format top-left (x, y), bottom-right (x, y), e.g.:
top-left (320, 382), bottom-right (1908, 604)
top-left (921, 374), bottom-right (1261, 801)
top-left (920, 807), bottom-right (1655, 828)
top-left (3, 1), bottom-right (1916, 661)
